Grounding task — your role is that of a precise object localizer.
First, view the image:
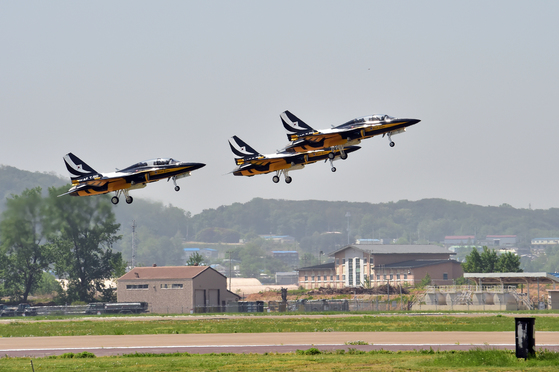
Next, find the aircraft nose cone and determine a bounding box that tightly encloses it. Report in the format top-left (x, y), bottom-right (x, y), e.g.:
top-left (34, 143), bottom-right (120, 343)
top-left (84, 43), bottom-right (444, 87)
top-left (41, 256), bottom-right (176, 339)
top-left (186, 162), bottom-right (206, 171)
top-left (406, 118), bottom-right (421, 125)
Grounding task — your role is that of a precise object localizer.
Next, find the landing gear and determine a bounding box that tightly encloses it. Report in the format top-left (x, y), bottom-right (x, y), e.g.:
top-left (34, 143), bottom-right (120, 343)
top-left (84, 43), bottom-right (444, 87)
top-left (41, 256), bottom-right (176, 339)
top-left (112, 189), bottom-right (134, 205)
top-left (387, 132), bottom-right (395, 147)
top-left (328, 156), bottom-right (340, 173)
top-left (329, 146), bottom-right (347, 159)
top-left (170, 176), bottom-right (180, 191)
top-left (272, 170), bottom-right (293, 184)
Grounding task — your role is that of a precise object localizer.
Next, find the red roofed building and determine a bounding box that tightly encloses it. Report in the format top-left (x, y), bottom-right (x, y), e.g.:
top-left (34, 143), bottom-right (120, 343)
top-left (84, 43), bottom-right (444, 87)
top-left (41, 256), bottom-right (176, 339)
top-left (117, 266), bottom-right (240, 314)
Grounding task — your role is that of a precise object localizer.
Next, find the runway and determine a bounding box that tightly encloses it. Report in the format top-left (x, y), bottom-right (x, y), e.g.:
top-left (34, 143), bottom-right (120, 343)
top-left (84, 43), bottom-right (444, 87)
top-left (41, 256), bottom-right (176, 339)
top-left (2, 332), bottom-right (559, 357)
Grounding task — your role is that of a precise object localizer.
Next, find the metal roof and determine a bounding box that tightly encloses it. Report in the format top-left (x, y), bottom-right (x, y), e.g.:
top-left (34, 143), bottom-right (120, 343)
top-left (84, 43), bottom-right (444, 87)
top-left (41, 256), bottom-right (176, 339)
top-left (328, 245), bottom-right (454, 257)
top-left (119, 266), bottom-right (212, 280)
top-left (383, 259), bottom-right (461, 269)
top-left (464, 272), bottom-right (559, 285)
top-left (298, 263), bottom-right (335, 271)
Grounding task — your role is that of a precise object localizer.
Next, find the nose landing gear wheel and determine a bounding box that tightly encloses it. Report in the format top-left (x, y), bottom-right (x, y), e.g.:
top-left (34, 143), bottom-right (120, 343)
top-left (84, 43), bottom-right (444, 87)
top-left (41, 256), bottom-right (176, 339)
top-left (285, 176), bottom-right (292, 184)
top-left (174, 186), bottom-right (180, 192)
top-left (272, 175), bottom-right (280, 183)
top-left (126, 196), bottom-right (133, 204)
top-left (331, 167), bottom-right (337, 172)
top-left (340, 153), bottom-right (347, 160)
top-left (111, 196), bottom-right (119, 205)
top-left (389, 141), bottom-right (395, 147)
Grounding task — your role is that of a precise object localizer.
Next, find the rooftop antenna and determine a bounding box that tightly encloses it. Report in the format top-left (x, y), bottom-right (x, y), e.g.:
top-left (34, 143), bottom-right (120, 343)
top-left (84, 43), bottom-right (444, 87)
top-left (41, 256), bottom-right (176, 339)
top-left (131, 220), bottom-right (137, 268)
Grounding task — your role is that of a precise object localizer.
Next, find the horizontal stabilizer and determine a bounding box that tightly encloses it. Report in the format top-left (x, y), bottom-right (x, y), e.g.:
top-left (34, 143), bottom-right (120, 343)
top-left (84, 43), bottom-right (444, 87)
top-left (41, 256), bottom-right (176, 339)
top-left (57, 183), bottom-right (88, 197)
top-left (281, 110), bottom-right (316, 140)
top-left (228, 136), bottom-right (261, 158)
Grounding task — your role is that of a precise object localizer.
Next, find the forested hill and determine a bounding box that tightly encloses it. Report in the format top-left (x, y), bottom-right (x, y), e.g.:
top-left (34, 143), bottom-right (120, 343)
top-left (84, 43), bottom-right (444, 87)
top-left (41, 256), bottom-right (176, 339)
top-left (188, 198), bottom-right (559, 248)
top-left (0, 165), bottom-right (67, 212)
top-left (3, 165), bottom-right (559, 255)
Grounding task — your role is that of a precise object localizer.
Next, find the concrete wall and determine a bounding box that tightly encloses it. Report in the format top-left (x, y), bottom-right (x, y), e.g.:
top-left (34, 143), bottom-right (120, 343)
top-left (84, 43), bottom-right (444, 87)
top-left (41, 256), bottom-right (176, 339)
top-left (548, 290), bottom-right (559, 309)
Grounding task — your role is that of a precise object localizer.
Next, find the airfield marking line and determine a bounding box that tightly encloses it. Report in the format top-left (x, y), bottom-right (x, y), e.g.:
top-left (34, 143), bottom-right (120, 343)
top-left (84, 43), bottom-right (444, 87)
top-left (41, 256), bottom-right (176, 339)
top-left (1, 331), bottom-right (559, 350)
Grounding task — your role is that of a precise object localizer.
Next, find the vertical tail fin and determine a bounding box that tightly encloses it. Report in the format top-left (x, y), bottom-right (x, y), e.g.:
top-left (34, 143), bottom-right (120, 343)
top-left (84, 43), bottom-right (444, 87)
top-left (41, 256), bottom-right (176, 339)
top-left (280, 110), bottom-right (316, 140)
top-left (63, 153), bottom-right (100, 182)
top-left (228, 136), bottom-right (262, 159)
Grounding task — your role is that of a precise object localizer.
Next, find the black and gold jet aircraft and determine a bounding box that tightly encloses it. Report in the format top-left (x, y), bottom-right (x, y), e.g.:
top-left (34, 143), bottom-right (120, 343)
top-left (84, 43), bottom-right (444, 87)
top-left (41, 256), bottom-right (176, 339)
top-left (229, 135), bottom-right (360, 183)
top-left (59, 153), bottom-right (205, 204)
top-left (280, 110), bottom-right (420, 155)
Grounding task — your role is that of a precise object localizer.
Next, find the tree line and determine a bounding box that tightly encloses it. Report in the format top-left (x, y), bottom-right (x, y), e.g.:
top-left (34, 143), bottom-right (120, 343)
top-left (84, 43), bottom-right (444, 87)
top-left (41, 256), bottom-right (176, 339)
top-left (462, 246), bottom-right (522, 274)
top-left (187, 198), bottom-right (559, 249)
top-left (0, 186), bottom-right (125, 303)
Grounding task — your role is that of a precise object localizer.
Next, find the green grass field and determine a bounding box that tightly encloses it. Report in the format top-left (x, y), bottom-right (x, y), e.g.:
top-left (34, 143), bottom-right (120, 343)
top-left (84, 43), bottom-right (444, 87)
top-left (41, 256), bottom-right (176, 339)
top-left (2, 349), bottom-right (559, 371)
top-left (1, 314), bottom-right (559, 337)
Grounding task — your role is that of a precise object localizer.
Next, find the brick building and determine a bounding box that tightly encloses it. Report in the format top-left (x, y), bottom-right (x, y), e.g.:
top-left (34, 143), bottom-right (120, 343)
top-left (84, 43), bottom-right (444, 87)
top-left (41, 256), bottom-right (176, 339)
top-left (117, 266), bottom-right (239, 314)
top-left (298, 245), bottom-right (463, 289)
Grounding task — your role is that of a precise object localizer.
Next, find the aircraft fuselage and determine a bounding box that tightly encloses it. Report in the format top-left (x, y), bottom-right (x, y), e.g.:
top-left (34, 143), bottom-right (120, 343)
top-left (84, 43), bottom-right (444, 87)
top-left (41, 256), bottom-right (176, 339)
top-left (284, 118), bottom-right (419, 153)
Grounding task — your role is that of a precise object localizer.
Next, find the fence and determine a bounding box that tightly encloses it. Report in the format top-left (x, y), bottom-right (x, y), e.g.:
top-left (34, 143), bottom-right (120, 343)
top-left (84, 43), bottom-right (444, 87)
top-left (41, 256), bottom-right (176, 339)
top-left (193, 299), bottom-right (410, 314)
top-left (32, 305), bottom-right (88, 316)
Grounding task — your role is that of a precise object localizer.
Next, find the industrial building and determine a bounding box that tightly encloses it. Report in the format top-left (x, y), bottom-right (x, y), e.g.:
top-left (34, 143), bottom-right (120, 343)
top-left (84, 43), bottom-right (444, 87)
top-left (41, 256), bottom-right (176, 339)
top-left (417, 272), bottom-right (559, 311)
top-left (272, 250), bottom-right (299, 268)
top-left (117, 266), bottom-right (239, 314)
top-left (444, 236), bottom-right (475, 246)
top-left (531, 238), bottom-right (559, 250)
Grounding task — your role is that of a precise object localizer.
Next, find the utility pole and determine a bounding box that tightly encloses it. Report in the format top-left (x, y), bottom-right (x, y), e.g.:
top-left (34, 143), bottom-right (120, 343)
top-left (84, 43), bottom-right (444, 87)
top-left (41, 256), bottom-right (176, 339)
top-left (131, 220), bottom-right (137, 268)
top-left (345, 212), bottom-right (351, 245)
top-left (228, 251), bottom-right (232, 292)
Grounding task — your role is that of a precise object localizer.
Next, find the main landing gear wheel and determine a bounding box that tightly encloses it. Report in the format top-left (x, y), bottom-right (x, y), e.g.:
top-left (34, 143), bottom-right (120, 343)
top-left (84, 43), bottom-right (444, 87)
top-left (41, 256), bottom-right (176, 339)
top-left (111, 196), bottom-right (119, 205)
top-left (126, 196), bottom-right (133, 204)
top-left (389, 141), bottom-right (395, 147)
top-left (272, 175), bottom-right (280, 183)
top-left (174, 186), bottom-right (180, 192)
top-left (328, 152), bottom-right (335, 159)
top-left (340, 152), bottom-right (348, 160)
top-left (285, 176), bottom-right (292, 184)
top-left (331, 167), bottom-right (337, 172)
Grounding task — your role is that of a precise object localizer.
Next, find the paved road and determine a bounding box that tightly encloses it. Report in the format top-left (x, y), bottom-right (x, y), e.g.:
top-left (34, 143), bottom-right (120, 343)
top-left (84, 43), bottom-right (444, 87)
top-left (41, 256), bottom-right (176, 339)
top-left (1, 332), bottom-right (558, 357)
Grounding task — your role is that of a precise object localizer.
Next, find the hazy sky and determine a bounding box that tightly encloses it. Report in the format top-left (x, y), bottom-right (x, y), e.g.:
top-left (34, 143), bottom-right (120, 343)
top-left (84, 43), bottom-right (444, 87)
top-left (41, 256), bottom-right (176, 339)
top-left (1, 2), bottom-right (558, 214)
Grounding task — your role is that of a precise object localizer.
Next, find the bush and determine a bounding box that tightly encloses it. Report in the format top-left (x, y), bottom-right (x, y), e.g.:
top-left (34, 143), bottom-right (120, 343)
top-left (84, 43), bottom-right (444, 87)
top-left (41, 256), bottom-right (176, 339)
top-left (297, 348), bottom-right (321, 355)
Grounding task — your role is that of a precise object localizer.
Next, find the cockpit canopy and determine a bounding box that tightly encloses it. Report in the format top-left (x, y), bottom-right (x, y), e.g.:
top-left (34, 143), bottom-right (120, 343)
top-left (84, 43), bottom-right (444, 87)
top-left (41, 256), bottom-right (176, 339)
top-left (118, 158), bottom-right (180, 172)
top-left (336, 114), bottom-right (394, 128)
top-left (147, 158), bottom-right (179, 166)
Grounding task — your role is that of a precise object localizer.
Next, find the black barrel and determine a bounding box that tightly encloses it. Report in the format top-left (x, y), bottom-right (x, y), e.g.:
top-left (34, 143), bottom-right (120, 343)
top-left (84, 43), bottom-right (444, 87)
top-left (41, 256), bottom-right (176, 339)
top-left (515, 317), bottom-right (535, 359)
